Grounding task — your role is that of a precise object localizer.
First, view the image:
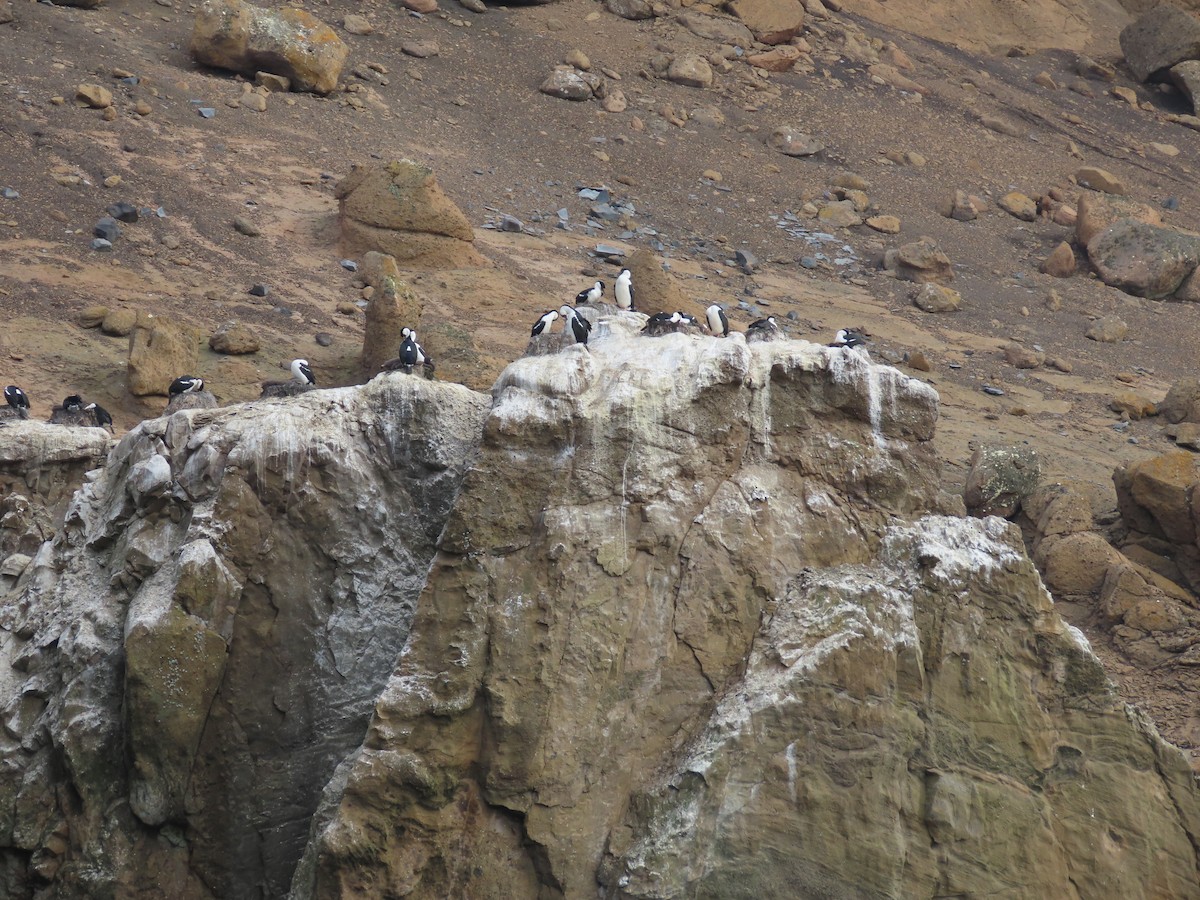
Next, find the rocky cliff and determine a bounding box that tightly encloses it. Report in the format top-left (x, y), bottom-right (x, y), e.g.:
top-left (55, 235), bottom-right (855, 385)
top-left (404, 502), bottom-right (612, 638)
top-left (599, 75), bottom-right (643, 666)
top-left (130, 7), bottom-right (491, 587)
top-left (1, 315), bottom-right (1198, 899)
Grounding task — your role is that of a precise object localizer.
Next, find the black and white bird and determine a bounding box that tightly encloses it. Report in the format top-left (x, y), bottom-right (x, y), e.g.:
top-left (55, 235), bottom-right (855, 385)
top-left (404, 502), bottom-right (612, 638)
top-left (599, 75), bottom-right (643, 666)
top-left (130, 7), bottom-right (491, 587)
top-left (4, 385), bottom-right (30, 418)
top-left (706, 304), bottom-right (730, 337)
top-left (398, 332), bottom-right (421, 371)
top-left (169, 375), bottom-right (205, 396)
top-left (745, 316), bottom-right (781, 343)
top-left (558, 305), bottom-right (591, 347)
top-left (291, 359), bottom-right (316, 385)
top-left (575, 281), bottom-right (605, 305)
top-left (677, 312), bottom-right (701, 328)
top-left (642, 311), bottom-right (682, 336)
top-left (831, 328), bottom-right (868, 349)
top-left (85, 402), bottom-right (114, 433)
top-left (62, 394), bottom-right (84, 412)
top-left (531, 309), bottom-right (559, 337)
top-left (401, 328), bottom-right (432, 367)
top-left (614, 269), bottom-right (635, 311)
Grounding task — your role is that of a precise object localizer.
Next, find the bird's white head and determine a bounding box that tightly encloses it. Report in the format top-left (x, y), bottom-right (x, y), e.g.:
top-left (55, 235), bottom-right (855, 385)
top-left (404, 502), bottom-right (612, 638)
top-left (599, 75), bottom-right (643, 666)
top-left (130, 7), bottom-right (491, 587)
top-left (558, 304), bottom-right (574, 317)
top-left (291, 359), bottom-right (310, 382)
top-left (617, 269), bottom-right (631, 283)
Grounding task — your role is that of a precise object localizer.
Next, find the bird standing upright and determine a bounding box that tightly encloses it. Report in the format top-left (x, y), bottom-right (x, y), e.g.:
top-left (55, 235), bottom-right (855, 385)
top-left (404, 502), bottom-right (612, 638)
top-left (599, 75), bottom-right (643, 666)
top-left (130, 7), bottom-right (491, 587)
top-left (575, 281), bottom-right (605, 304)
top-left (531, 310), bottom-right (559, 337)
top-left (705, 304), bottom-right (730, 337)
top-left (558, 305), bottom-right (592, 347)
top-left (614, 269), bottom-right (635, 311)
top-left (291, 359), bottom-right (316, 385)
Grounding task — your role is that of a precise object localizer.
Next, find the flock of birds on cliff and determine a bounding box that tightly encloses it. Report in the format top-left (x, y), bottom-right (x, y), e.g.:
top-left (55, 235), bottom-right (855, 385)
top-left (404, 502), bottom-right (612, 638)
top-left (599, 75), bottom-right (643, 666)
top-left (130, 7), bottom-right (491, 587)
top-left (1, 268), bottom-right (867, 435)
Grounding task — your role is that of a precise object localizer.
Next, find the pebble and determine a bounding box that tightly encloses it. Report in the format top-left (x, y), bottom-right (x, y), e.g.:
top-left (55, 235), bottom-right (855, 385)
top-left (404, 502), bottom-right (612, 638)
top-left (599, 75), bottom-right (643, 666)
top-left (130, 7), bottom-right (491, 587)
top-left (1, 188), bottom-right (17, 200)
top-left (340, 259), bottom-right (358, 271)
top-left (234, 216), bottom-right (260, 236)
top-left (93, 217), bottom-right (120, 242)
top-left (198, 107), bottom-right (216, 119)
top-left (402, 40), bottom-right (440, 58)
top-left (343, 13), bottom-right (373, 34)
top-left (800, 256), bottom-right (819, 269)
top-left (103, 175), bottom-right (122, 188)
top-left (76, 83), bottom-right (113, 109)
top-left (499, 214), bottom-right (524, 232)
top-left (91, 238), bottom-right (113, 252)
top-left (564, 49), bottom-right (591, 71)
top-left (982, 386), bottom-right (1005, 396)
top-left (315, 332), bottom-right (334, 347)
top-left (249, 283), bottom-right (269, 297)
top-left (134, 100), bottom-right (152, 116)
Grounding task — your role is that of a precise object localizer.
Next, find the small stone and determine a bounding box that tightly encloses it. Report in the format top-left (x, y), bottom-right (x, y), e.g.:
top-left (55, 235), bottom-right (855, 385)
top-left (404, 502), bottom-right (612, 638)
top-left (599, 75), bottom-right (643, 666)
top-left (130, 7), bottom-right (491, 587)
top-left (939, 189), bottom-right (978, 221)
top-left (197, 107), bottom-right (216, 119)
top-left (94, 217), bottom-right (120, 242)
top-left (77, 305), bottom-right (110, 328)
top-left (459, 0), bottom-right (486, 12)
top-left (1150, 142), bottom-right (1180, 158)
top-left (1086, 315), bottom-right (1128, 343)
top-left (256, 71), bottom-right (292, 91)
top-left (1076, 166), bottom-right (1126, 195)
top-left (905, 351), bottom-right (931, 371)
top-left (101, 107), bottom-right (118, 122)
top-left (242, 93), bottom-right (267, 112)
top-left (76, 84), bottom-right (113, 108)
top-left (402, 0), bottom-right (437, 10)
top-left (340, 259), bottom-right (358, 271)
top-left (134, 100), bottom-right (152, 116)
top-left (817, 200), bottom-right (862, 228)
top-left (209, 321), bottom-right (261, 355)
top-left (540, 66), bottom-right (594, 101)
top-left (703, 169), bottom-right (723, 182)
top-left (402, 40), bottom-right (440, 58)
top-left (766, 126), bottom-right (824, 157)
top-left (745, 45), bottom-right (801, 72)
top-left (342, 14), bottom-right (373, 34)
top-left (912, 283), bottom-right (961, 312)
top-left (103, 175), bottom-right (122, 188)
top-left (1110, 85), bottom-right (1138, 106)
top-left (564, 49), bottom-right (591, 71)
top-left (1033, 71), bottom-right (1058, 89)
top-left (249, 284), bottom-right (269, 297)
top-left (1040, 241), bottom-right (1076, 278)
top-left (233, 216), bottom-right (260, 236)
top-left (315, 332), bottom-right (334, 347)
top-left (1003, 343), bottom-right (1044, 369)
top-left (667, 54), bottom-right (714, 88)
top-left (2, 188), bottom-right (18, 200)
top-left (1045, 289), bottom-right (1063, 310)
top-left (161, 234), bottom-right (181, 251)
top-left (603, 90), bottom-right (627, 112)
top-left (337, 301), bottom-right (359, 315)
top-left (735, 248), bottom-right (757, 273)
top-left (91, 238), bottom-right (113, 252)
top-left (1111, 391), bottom-right (1157, 419)
top-left (998, 191), bottom-right (1037, 221)
top-left (1047, 356), bottom-right (1073, 373)
top-left (865, 215), bottom-right (900, 234)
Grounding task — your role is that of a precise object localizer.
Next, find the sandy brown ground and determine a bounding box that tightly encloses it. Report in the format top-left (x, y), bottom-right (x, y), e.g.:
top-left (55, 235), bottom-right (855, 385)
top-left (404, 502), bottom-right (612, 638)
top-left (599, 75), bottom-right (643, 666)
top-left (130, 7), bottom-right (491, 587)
top-left (2, 0), bottom-right (1200, 755)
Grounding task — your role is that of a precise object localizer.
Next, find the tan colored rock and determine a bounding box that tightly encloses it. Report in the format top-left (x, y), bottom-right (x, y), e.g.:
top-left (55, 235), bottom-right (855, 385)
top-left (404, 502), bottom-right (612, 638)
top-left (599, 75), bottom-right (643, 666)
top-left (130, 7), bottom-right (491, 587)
top-left (1033, 70), bottom-right (1058, 89)
top-left (896, 238), bottom-right (953, 284)
top-left (998, 191), bottom-right (1037, 221)
top-left (1075, 166), bottom-right (1127, 196)
top-left (1075, 191), bottom-right (1163, 248)
top-left (678, 10), bottom-right (754, 47)
top-left (563, 49), bottom-right (591, 70)
top-left (1110, 391), bottom-right (1157, 420)
top-left (746, 45), bottom-right (801, 71)
top-left (76, 84), bottom-right (113, 108)
top-left (865, 215), bottom-right (900, 234)
top-left (817, 200), bottom-right (862, 228)
top-left (766, 126), bottom-right (824, 157)
top-left (127, 319), bottom-right (198, 397)
top-left (1040, 241), bottom-right (1076, 278)
top-left (341, 13), bottom-right (372, 34)
top-left (666, 54), bottom-right (713, 88)
top-left (101, 308), bottom-right (138, 337)
top-left (336, 159), bottom-right (485, 268)
top-left (1042, 531), bottom-right (1122, 595)
top-left (939, 189), bottom-right (978, 221)
top-left (1160, 377), bottom-right (1200, 424)
top-left (867, 63), bottom-right (928, 94)
top-left (1174, 422), bottom-right (1200, 449)
top-left (912, 283), bottom-right (961, 312)
top-left (1120, 451), bottom-right (1200, 544)
top-left (255, 70), bottom-right (291, 91)
top-left (1086, 315), bottom-right (1128, 343)
top-left (727, 0), bottom-right (804, 44)
top-left (208, 321), bottom-right (261, 355)
top-left (77, 305), bottom-right (110, 328)
top-left (603, 90), bottom-right (628, 112)
top-left (963, 443), bottom-right (1041, 517)
top-left (1087, 220), bottom-right (1200, 299)
top-left (189, 0), bottom-right (349, 95)
top-left (1003, 343), bottom-right (1044, 369)
top-left (622, 248), bottom-right (689, 316)
top-left (363, 273), bottom-right (422, 376)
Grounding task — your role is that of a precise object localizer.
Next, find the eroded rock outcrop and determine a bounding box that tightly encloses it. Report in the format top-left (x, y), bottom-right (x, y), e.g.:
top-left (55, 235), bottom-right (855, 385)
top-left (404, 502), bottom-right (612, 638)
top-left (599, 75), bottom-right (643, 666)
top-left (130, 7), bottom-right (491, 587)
top-left (294, 319), bottom-right (1200, 899)
top-left (0, 376), bottom-right (489, 898)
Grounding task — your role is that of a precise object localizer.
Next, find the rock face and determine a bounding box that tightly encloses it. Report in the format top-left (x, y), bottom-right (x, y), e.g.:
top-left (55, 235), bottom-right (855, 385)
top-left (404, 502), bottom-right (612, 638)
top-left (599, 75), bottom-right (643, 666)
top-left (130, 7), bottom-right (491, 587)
top-left (190, 0), bottom-right (349, 95)
top-left (5, 322), bottom-right (1200, 900)
top-left (1120, 3), bottom-right (1200, 82)
top-left (336, 160), bottom-right (487, 268)
top-left (292, 321), bottom-right (1200, 899)
top-left (0, 378), bottom-right (490, 898)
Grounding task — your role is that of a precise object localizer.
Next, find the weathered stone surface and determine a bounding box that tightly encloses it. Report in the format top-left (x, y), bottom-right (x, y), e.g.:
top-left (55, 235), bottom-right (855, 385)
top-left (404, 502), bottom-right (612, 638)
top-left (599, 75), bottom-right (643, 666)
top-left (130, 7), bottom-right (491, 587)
top-left (1086, 315), bottom-right (1128, 343)
top-left (540, 65), bottom-right (595, 100)
top-left (100, 308), bottom-right (137, 336)
top-left (865, 214), bottom-right (900, 234)
top-left (939, 189), bottom-right (978, 221)
top-left (728, 0), bottom-right (805, 44)
top-left (190, 0), bottom-right (349, 95)
top-left (1087, 219), bottom-right (1200, 299)
top-left (1169, 59), bottom-right (1200, 114)
top-left (1075, 191), bottom-right (1163, 248)
top-left (896, 238), bottom-right (954, 284)
top-left (1075, 166), bottom-right (1127, 196)
top-left (336, 160), bottom-right (485, 268)
top-left (912, 283), bottom-right (961, 312)
top-left (1117, 451), bottom-right (1199, 545)
top-left (1040, 241), bottom-right (1077, 277)
top-left (999, 190), bottom-right (1037, 221)
top-left (75, 84), bottom-right (113, 109)
top-left (766, 126), bottom-right (824, 156)
top-left (622, 248), bottom-right (689, 316)
top-left (1042, 530), bottom-right (1123, 595)
top-left (0, 377), bottom-right (490, 897)
top-left (817, 199), bottom-right (862, 228)
top-left (208, 321), bottom-right (261, 355)
top-left (666, 54), bottom-right (713, 88)
top-left (1111, 391), bottom-right (1157, 420)
top-left (963, 443), bottom-right (1041, 517)
top-left (746, 44), bottom-right (802, 71)
top-left (127, 320), bottom-right (198, 397)
top-left (1120, 3), bottom-right (1200, 82)
top-left (1004, 343), bottom-right (1044, 369)
top-left (363, 266), bottom-right (422, 376)
top-left (678, 10), bottom-right (754, 47)
top-left (1160, 377), bottom-right (1200, 424)
top-left (605, 0), bottom-right (654, 19)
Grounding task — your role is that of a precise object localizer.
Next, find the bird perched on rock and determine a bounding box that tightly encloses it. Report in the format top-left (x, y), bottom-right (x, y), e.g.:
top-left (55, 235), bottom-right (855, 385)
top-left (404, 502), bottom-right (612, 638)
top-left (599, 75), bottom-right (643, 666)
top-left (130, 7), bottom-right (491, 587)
top-left (531, 309), bottom-right (559, 337)
top-left (398, 332), bottom-right (421, 372)
top-left (614, 269), bottom-right (635, 311)
top-left (401, 327), bottom-right (435, 378)
top-left (745, 316), bottom-right (781, 343)
top-left (4, 385), bottom-right (30, 419)
top-left (85, 402), bottom-right (114, 433)
top-left (169, 375), bottom-right (205, 396)
top-left (62, 395), bottom-right (84, 412)
top-left (705, 304), bottom-right (730, 337)
top-left (291, 359), bottom-right (316, 385)
top-left (575, 281), bottom-right (604, 305)
top-left (831, 328), bottom-right (868, 349)
top-left (642, 311), bottom-right (682, 336)
top-left (558, 305), bottom-right (591, 347)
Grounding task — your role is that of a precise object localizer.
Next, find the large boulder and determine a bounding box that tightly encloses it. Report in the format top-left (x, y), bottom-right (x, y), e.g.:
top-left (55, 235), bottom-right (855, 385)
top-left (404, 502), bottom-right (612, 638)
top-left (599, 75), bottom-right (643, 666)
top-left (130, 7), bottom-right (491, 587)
top-left (963, 444), bottom-right (1041, 518)
top-left (1114, 451), bottom-right (1200, 545)
top-left (336, 160), bottom-right (486, 268)
top-left (678, 10), bottom-right (755, 48)
top-left (128, 319), bottom-right (198, 397)
top-left (895, 238), bottom-right (954, 284)
top-left (1087, 219), bottom-right (1200, 299)
top-left (1160, 376), bottom-right (1200, 424)
top-left (1169, 59), bottom-right (1200, 114)
top-left (190, 0), bottom-right (348, 95)
top-left (1120, 3), bottom-right (1200, 82)
top-left (622, 248), bottom-right (691, 316)
top-left (727, 0), bottom-right (805, 44)
top-left (1075, 191), bottom-right (1163, 248)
